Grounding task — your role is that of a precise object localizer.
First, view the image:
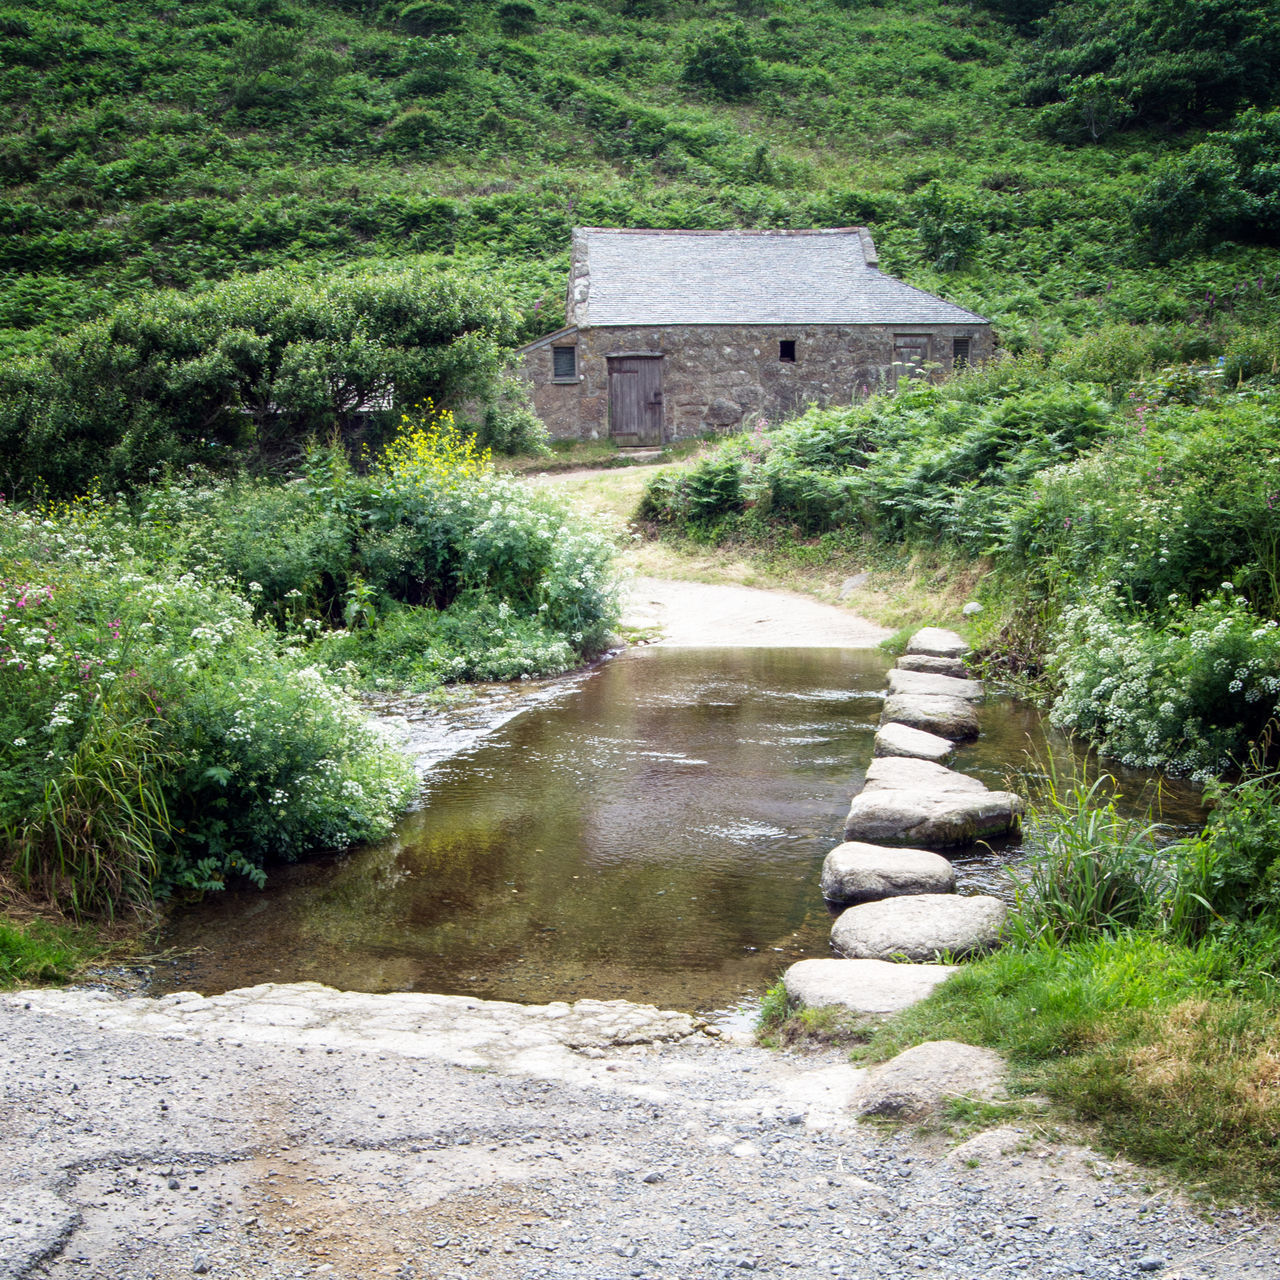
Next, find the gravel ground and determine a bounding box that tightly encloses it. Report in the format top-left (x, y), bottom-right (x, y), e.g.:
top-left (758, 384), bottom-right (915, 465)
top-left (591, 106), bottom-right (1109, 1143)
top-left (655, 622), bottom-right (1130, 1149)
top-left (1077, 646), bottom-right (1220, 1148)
top-left (2, 985), bottom-right (1277, 1280)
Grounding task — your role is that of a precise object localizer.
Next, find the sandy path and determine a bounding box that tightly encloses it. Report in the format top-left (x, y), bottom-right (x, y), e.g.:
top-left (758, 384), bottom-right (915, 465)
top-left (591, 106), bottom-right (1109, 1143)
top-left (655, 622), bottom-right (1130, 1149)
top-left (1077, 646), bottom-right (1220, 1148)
top-left (623, 574), bottom-right (890, 647)
top-left (529, 464), bottom-right (890, 648)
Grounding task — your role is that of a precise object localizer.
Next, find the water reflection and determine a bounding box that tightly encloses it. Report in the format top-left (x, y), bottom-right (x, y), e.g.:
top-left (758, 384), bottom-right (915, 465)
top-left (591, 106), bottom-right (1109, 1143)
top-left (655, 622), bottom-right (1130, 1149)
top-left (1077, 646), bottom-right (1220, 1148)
top-left (153, 646), bottom-right (1203, 1014)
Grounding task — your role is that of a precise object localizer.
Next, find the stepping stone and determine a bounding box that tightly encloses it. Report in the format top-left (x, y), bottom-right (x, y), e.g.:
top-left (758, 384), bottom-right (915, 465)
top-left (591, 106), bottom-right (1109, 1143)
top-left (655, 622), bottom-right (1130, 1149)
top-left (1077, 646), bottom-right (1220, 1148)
top-left (873, 721), bottom-right (955, 763)
top-left (862, 756), bottom-right (985, 794)
top-left (881, 693), bottom-right (979, 741)
top-left (820, 841), bottom-right (956, 905)
top-left (887, 669), bottom-right (984, 701)
top-left (844, 759), bottom-right (1023, 847)
top-left (782, 958), bottom-right (957, 1014)
top-left (852, 1040), bottom-right (1007, 1119)
top-left (830, 893), bottom-right (1006, 962)
top-left (896, 653), bottom-right (970, 678)
top-left (905, 626), bottom-right (969, 660)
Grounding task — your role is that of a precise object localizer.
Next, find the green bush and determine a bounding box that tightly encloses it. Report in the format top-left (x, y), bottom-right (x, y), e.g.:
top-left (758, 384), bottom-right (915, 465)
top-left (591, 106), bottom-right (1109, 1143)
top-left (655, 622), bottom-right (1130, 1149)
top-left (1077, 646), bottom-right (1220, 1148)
top-left (0, 268), bottom-right (518, 497)
top-left (1047, 588), bottom-right (1280, 776)
top-left (680, 23), bottom-right (759, 100)
top-left (0, 503), bottom-right (418, 915)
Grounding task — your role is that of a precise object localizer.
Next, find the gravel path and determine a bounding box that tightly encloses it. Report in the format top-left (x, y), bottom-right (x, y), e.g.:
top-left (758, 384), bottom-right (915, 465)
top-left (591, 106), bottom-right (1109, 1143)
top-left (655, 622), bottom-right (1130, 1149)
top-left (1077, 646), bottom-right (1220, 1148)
top-left (3, 984), bottom-right (1276, 1280)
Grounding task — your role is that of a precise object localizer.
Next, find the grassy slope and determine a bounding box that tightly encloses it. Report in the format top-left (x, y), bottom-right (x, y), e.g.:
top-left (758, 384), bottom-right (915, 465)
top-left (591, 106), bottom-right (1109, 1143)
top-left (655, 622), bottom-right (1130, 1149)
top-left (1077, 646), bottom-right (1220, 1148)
top-left (4, 0), bottom-right (1276, 358)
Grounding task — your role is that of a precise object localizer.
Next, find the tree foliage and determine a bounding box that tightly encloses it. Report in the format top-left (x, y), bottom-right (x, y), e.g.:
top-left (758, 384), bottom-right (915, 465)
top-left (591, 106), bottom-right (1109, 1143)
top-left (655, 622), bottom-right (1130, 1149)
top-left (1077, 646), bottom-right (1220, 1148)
top-left (0, 269), bottom-right (517, 496)
top-left (1025, 0), bottom-right (1280, 140)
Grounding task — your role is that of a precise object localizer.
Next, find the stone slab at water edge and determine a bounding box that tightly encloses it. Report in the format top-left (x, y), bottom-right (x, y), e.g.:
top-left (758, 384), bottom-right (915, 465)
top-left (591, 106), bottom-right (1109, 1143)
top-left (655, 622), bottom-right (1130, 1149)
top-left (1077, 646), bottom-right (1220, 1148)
top-left (880, 693), bottom-right (979, 741)
top-left (872, 721), bottom-right (955, 762)
top-left (852, 1040), bottom-right (1007, 1120)
top-left (843, 757), bottom-right (1024, 848)
top-left (905, 627), bottom-right (970, 660)
top-left (886, 669), bottom-right (984, 701)
top-left (820, 841), bottom-right (956, 905)
top-left (831, 893), bottom-right (1007, 962)
top-left (894, 653), bottom-right (970, 678)
top-left (782, 958), bottom-right (958, 1014)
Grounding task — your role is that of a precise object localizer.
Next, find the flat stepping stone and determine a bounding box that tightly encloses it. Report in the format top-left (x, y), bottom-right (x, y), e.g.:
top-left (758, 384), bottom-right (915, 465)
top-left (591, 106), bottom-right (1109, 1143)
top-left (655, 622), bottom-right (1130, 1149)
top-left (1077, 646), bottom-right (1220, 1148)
top-left (905, 626), bottom-right (969, 660)
top-left (896, 653), bottom-right (969, 678)
top-left (844, 767), bottom-right (1023, 847)
top-left (873, 721), bottom-right (955, 763)
top-left (831, 893), bottom-right (1006, 962)
top-left (862, 756), bottom-right (984, 794)
top-left (887, 669), bottom-right (984, 701)
top-left (783, 958), bottom-right (957, 1014)
top-left (881, 693), bottom-right (979, 741)
top-left (852, 1039), bottom-right (1007, 1119)
top-left (820, 841), bottom-right (956, 905)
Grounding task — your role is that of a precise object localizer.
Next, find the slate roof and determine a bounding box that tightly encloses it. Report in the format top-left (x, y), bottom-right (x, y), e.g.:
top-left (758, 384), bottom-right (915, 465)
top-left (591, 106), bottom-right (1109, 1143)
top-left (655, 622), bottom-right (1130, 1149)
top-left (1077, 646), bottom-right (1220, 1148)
top-left (567, 227), bottom-right (988, 328)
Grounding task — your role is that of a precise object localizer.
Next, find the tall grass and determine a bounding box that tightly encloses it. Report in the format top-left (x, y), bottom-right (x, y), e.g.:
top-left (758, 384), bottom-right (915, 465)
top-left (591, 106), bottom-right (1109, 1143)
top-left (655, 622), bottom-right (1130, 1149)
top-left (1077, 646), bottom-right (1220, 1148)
top-left (1008, 766), bottom-right (1167, 946)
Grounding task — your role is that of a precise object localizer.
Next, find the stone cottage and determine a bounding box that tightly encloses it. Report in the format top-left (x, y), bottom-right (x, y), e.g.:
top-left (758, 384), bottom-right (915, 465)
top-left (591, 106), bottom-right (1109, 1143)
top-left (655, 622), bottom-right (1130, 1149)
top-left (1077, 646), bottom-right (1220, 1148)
top-left (514, 227), bottom-right (992, 445)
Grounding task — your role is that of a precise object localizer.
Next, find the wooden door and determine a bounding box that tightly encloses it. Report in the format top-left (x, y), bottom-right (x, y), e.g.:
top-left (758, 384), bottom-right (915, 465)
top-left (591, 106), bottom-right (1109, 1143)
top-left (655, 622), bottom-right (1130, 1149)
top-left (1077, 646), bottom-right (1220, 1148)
top-left (892, 334), bottom-right (930, 388)
top-left (608, 355), bottom-right (664, 446)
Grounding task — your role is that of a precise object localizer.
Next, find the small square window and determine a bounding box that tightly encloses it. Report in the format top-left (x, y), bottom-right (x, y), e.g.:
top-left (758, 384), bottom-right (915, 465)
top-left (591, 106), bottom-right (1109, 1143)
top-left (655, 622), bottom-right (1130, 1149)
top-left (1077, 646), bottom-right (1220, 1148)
top-left (779, 340), bottom-right (796, 363)
top-left (953, 337), bottom-right (971, 367)
top-left (552, 346), bottom-right (577, 380)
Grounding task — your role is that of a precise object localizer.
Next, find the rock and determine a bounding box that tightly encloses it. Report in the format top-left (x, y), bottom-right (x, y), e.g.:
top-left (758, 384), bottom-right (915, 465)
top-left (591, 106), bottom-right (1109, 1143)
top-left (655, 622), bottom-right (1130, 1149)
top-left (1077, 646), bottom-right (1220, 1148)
top-left (844, 758), bottom-right (1023, 848)
top-left (838, 572), bottom-right (871, 598)
top-left (962, 601), bottom-right (984, 616)
top-left (830, 893), bottom-right (1007, 961)
top-left (783, 958), bottom-right (957, 1014)
top-left (820, 841), bottom-right (955, 905)
top-left (844, 787), bottom-right (1023, 847)
top-left (895, 653), bottom-right (969, 678)
top-left (880, 693), bottom-right (980, 741)
top-left (192, 1254), bottom-right (211, 1275)
top-left (872, 721), bottom-right (955, 763)
top-left (886, 669), bottom-right (984, 701)
top-left (705, 397), bottom-right (743, 427)
top-left (862, 756), bottom-right (984, 794)
top-left (905, 627), bottom-right (969, 660)
top-left (851, 1040), bottom-right (1006, 1119)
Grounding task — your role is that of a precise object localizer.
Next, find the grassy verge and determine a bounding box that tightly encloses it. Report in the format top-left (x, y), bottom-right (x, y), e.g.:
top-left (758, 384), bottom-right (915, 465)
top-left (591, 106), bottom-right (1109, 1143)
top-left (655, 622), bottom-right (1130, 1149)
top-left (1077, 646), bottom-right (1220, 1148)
top-left (0, 896), bottom-right (147, 988)
top-left (864, 933), bottom-right (1280, 1206)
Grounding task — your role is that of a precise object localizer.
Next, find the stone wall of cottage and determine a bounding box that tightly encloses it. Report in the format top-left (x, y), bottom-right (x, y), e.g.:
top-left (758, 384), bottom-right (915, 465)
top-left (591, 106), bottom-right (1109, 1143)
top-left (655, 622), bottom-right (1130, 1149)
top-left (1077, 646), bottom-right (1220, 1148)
top-left (517, 323), bottom-right (993, 441)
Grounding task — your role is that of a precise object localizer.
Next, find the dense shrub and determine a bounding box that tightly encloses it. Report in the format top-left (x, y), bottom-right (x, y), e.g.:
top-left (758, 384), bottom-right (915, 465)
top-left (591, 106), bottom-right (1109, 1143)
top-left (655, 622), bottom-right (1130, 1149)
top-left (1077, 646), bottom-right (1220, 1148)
top-left (1047, 589), bottom-right (1280, 776)
top-left (1132, 110), bottom-right (1280, 260)
top-left (680, 23), bottom-right (759, 99)
top-left (0, 269), bottom-right (519, 497)
top-left (0, 503), bottom-right (417, 915)
top-left (1025, 0), bottom-right (1280, 140)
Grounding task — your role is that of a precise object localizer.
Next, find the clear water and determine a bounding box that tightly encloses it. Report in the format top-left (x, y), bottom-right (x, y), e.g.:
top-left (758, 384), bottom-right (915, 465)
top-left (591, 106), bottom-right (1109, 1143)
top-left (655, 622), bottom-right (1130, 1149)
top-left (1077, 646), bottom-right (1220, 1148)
top-left (151, 646), bottom-right (1203, 1016)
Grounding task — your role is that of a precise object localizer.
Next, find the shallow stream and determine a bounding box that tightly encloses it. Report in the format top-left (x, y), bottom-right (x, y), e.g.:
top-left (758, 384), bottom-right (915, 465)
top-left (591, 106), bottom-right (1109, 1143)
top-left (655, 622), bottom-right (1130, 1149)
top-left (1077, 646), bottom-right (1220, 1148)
top-left (152, 646), bottom-right (1203, 1018)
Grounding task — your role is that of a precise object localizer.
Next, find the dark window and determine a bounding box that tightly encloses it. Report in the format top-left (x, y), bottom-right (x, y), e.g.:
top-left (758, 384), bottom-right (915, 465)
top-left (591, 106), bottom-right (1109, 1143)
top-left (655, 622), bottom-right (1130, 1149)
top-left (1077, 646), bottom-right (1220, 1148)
top-left (552, 346), bottom-right (577, 380)
top-left (953, 337), bottom-right (971, 367)
top-left (779, 340), bottom-right (796, 363)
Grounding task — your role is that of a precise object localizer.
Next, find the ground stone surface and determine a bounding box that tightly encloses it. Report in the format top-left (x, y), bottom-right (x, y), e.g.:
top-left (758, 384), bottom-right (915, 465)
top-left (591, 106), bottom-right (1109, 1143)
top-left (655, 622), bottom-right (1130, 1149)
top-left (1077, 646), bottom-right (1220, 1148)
top-left (2, 984), bottom-right (1277, 1280)
top-left (820, 841), bottom-right (956, 905)
top-left (873, 721), bottom-right (955, 762)
top-left (852, 1040), bottom-right (1008, 1119)
top-left (880, 693), bottom-right (980, 741)
top-left (905, 627), bottom-right (970, 659)
top-left (886, 669), bottom-right (984, 701)
top-left (831, 893), bottom-right (1008, 961)
top-left (783, 959), bottom-right (958, 1014)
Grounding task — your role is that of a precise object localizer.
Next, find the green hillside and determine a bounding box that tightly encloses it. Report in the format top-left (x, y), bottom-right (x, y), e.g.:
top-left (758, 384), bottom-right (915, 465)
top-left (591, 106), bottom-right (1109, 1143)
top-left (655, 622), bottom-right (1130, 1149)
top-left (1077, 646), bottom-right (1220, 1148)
top-left (5, 0), bottom-right (1279, 359)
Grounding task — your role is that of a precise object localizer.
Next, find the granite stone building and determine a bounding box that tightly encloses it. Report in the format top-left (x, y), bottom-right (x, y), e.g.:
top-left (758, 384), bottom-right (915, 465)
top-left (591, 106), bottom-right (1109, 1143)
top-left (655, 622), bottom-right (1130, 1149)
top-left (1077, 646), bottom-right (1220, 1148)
top-left (515, 227), bottom-right (992, 445)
